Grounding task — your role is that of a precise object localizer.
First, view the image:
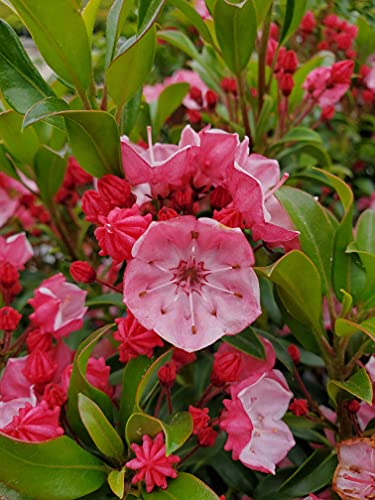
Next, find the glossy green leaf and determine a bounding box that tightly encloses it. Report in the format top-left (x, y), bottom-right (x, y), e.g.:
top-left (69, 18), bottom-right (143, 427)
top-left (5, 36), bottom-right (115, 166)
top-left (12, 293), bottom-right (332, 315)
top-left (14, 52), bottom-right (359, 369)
top-left (276, 186), bottom-right (337, 294)
top-left (279, 0), bottom-right (308, 45)
top-left (151, 82), bottom-right (189, 135)
top-left (78, 394), bottom-right (124, 460)
top-left (223, 327), bottom-right (265, 359)
top-left (135, 350), bottom-right (173, 410)
top-left (213, 0), bottom-right (257, 74)
top-left (121, 88), bottom-right (142, 136)
top-left (82, 0), bottom-right (101, 45)
top-left (105, 0), bottom-right (135, 67)
top-left (138, 0), bottom-right (166, 35)
top-left (24, 100), bottom-right (122, 177)
top-left (254, 0), bottom-right (272, 25)
top-left (66, 324), bottom-right (115, 444)
top-left (23, 96), bottom-right (68, 131)
top-left (257, 250), bottom-right (323, 334)
top-left (142, 472), bottom-right (219, 499)
top-left (0, 143), bottom-right (18, 179)
top-left (106, 26), bottom-right (156, 109)
top-left (86, 293), bottom-right (125, 308)
top-left (0, 19), bottom-right (54, 114)
top-left (256, 329), bottom-right (294, 371)
top-left (108, 468), bottom-right (126, 498)
top-left (335, 317), bottom-right (375, 343)
top-left (284, 415), bottom-right (331, 446)
top-left (0, 434), bottom-right (106, 500)
top-left (7, 0), bottom-right (92, 91)
top-left (157, 29), bottom-right (200, 59)
top-left (355, 209), bottom-right (375, 254)
top-left (126, 411), bottom-right (193, 455)
top-left (34, 146), bottom-right (67, 203)
top-left (328, 368), bottom-right (373, 405)
top-left (119, 355), bottom-right (153, 428)
top-left (345, 245), bottom-right (375, 304)
top-left (274, 126), bottom-right (322, 145)
top-left (168, 0), bottom-right (213, 43)
top-left (0, 110), bottom-right (39, 165)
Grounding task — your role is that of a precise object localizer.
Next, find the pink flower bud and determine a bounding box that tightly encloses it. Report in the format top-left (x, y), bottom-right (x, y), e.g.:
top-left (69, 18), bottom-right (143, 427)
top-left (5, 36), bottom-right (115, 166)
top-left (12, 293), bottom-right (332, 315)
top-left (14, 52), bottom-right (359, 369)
top-left (158, 361), bottom-right (177, 388)
top-left (279, 73), bottom-right (294, 97)
top-left (0, 306), bottom-right (21, 331)
top-left (158, 207), bottom-right (178, 221)
top-left (70, 261), bottom-right (97, 284)
top-left (287, 344), bottom-right (301, 364)
top-left (289, 398), bottom-right (309, 416)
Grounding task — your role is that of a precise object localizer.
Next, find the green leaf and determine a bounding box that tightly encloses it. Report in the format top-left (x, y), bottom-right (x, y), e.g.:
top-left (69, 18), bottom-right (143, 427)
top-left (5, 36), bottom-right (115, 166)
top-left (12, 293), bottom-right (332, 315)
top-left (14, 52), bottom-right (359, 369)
top-left (82, 0), bottom-right (101, 45)
top-left (0, 483), bottom-right (33, 500)
top-left (279, 0), bottom-right (308, 45)
top-left (0, 143), bottom-right (18, 179)
top-left (119, 355), bottom-right (153, 428)
top-left (135, 350), bottom-right (173, 410)
top-left (223, 327), bottom-right (265, 359)
top-left (335, 317), bottom-right (375, 343)
top-left (105, 0), bottom-right (135, 67)
top-left (157, 29), bottom-right (200, 59)
top-left (34, 146), bottom-right (67, 203)
top-left (0, 434), bottom-right (106, 500)
top-left (276, 186), bottom-right (337, 295)
top-left (66, 324), bottom-right (115, 444)
top-left (274, 126), bottom-right (323, 145)
top-left (121, 88), bottom-right (142, 136)
top-left (0, 19), bottom-right (54, 114)
top-left (125, 411), bottom-right (193, 455)
top-left (142, 472), bottom-right (219, 499)
top-left (151, 82), bottom-right (189, 136)
top-left (137, 0), bottom-right (166, 36)
top-left (213, 0), bottom-right (257, 74)
top-left (257, 250), bottom-right (323, 334)
top-left (254, 94), bottom-right (273, 148)
top-left (78, 393), bottom-right (124, 461)
top-left (108, 468), bottom-right (126, 498)
top-left (106, 26), bottom-right (156, 110)
top-left (22, 96), bottom-right (68, 131)
top-left (168, 0), bottom-right (213, 43)
top-left (7, 0), bottom-right (92, 91)
top-left (86, 293), bottom-right (125, 308)
top-left (24, 100), bottom-right (122, 177)
top-left (256, 329), bottom-right (294, 371)
top-left (328, 368), bottom-right (373, 405)
top-left (254, 0), bottom-right (272, 25)
top-left (0, 110), bottom-right (39, 165)
top-left (284, 415), bottom-right (331, 446)
top-left (355, 209), bottom-right (375, 254)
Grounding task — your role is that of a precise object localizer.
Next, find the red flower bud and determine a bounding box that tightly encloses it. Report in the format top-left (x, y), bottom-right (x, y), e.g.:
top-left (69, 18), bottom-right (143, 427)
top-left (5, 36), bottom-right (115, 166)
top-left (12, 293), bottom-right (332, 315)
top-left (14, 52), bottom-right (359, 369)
top-left (205, 89), bottom-right (218, 110)
top-left (189, 406), bottom-right (210, 435)
top-left (172, 348), bottom-right (197, 369)
top-left (0, 262), bottom-right (19, 288)
top-left (289, 398), bottom-right (309, 416)
top-left (23, 350), bottom-right (57, 386)
top-left (189, 86), bottom-right (203, 106)
top-left (43, 383), bottom-right (67, 409)
top-left (287, 344), bottom-right (301, 364)
top-left (300, 11), bottom-right (315, 33)
top-left (329, 60), bottom-right (354, 85)
top-left (158, 361), bottom-right (177, 388)
top-left (211, 351), bottom-right (241, 386)
top-left (220, 77), bottom-right (237, 95)
top-left (0, 306), bottom-right (21, 331)
top-left (197, 426), bottom-right (217, 447)
top-left (283, 51), bottom-right (298, 74)
top-left (158, 207), bottom-right (179, 221)
top-left (347, 400), bottom-right (360, 414)
top-left (97, 174), bottom-right (134, 209)
top-left (70, 261), bottom-right (97, 284)
top-left (321, 106), bottom-right (335, 121)
top-left (187, 109), bottom-right (202, 124)
top-left (279, 73), bottom-right (294, 97)
top-left (210, 186), bottom-right (232, 210)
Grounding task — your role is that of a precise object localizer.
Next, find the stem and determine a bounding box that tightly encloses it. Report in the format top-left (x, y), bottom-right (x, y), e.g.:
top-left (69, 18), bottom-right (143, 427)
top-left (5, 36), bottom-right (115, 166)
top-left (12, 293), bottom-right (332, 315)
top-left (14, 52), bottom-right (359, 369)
top-left (236, 71), bottom-right (253, 150)
top-left (95, 278), bottom-right (122, 293)
top-left (49, 205), bottom-right (79, 261)
top-left (179, 444), bottom-right (200, 466)
top-left (100, 85), bottom-right (108, 111)
top-left (257, 4), bottom-right (272, 116)
top-left (154, 389), bottom-right (165, 418)
top-left (78, 88), bottom-right (92, 110)
top-left (165, 388), bottom-right (173, 414)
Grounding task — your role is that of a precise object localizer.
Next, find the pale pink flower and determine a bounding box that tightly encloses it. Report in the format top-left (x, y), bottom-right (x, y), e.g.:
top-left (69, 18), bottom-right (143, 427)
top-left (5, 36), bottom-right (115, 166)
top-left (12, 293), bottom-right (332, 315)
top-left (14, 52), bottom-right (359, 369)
top-left (194, 0), bottom-right (211, 20)
top-left (0, 233), bottom-right (33, 270)
top-left (123, 216), bottom-right (261, 352)
top-left (95, 205), bottom-right (152, 263)
top-left (29, 273), bottom-right (87, 337)
top-left (0, 401), bottom-right (63, 442)
top-left (220, 370), bottom-right (295, 474)
top-left (333, 438), bottom-right (375, 499)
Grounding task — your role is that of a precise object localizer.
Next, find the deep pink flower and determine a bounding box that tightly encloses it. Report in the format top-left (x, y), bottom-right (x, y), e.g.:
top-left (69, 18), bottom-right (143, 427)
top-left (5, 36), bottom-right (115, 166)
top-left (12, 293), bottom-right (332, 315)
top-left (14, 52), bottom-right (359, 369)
top-left (333, 438), bottom-right (375, 499)
top-left (29, 273), bottom-right (87, 338)
top-left (22, 350), bottom-right (57, 386)
top-left (211, 351), bottom-right (241, 386)
top-left (300, 11), bottom-right (316, 33)
top-left (114, 312), bottom-right (164, 363)
top-left (189, 406), bottom-right (210, 435)
top-left (0, 306), bottom-right (21, 331)
top-left (220, 371), bottom-right (295, 474)
top-left (158, 361), bottom-right (177, 388)
top-left (86, 357), bottom-right (112, 397)
top-left (123, 216), bottom-right (261, 352)
top-left (70, 261), bottom-right (97, 284)
top-left (0, 401), bottom-right (63, 442)
top-left (126, 432), bottom-right (180, 492)
top-left (95, 206), bottom-right (152, 263)
top-left (289, 399), bottom-right (309, 416)
top-left (0, 233), bottom-right (33, 270)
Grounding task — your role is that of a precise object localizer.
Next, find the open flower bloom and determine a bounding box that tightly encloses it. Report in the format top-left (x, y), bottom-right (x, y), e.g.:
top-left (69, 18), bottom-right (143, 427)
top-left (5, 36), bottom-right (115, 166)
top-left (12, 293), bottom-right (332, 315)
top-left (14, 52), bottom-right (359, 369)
top-left (333, 437), bottom-right (375, 499)
top-left (220, 370), bottom-right (295, 474)
top-left (0, 233), bottom-right (33, 270)
top-left (29, 273), bottom-right (87, 337)
top-left (123, 216), bottom-right (261, 352)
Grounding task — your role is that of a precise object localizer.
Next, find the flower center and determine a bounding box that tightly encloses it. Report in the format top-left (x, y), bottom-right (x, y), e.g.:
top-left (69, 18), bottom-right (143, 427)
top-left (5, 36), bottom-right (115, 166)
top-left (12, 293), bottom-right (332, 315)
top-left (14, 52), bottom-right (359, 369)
top-left (172, 257), bottom-right (208, 294)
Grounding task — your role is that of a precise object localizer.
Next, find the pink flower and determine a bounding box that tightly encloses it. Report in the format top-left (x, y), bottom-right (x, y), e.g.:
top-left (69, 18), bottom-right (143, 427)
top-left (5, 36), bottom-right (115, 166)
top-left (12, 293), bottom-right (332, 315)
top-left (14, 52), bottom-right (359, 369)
top-left (95, 206), bottom-right (152, 263)
top-left (194, 0), bottom-right (211, 20)
top-left (220, 370), bottom-right (295, 474)
top-left (123, 216), bottom-right (261, 352)
top-left (126, 432), bottom-right (180, 492)
top-left (0, 233), bottom-right (33, 270)
top-left (113, 311), bottom-right (164, 363)
top-left (333, 438), bottom-right (375, 499)
top-left (29, 273), bottom-right (87, 337)
top-left (61, 357), bottom-right (112, 397)
top-left (0, 401), bottom-right (64, 442)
